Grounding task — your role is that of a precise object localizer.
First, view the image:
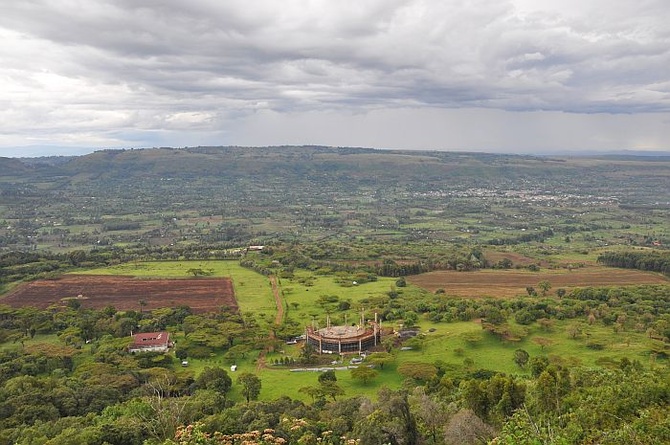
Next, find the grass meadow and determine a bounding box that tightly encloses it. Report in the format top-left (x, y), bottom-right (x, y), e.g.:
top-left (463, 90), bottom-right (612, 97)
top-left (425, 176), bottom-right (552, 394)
top-left (279, 270), bottom-right (399, 325)
top-left (401, 318), bottom-right (661, 374)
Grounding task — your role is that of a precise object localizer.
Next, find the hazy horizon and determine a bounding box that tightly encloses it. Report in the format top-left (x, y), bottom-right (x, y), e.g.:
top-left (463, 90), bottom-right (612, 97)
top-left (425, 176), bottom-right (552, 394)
top-left (3, 144), bottom-right (670, 160)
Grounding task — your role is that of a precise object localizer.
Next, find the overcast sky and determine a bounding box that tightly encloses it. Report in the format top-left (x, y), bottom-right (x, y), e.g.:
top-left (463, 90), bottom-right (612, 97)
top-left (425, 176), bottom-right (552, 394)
top-left (1, 0), bottom-right (669, 157)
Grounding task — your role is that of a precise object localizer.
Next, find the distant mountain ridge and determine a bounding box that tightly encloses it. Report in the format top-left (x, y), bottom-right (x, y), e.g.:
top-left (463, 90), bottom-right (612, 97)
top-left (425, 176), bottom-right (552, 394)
top-left (4, 145), bottom-right (554, 181)
top-left (4, 144), bottom-right (670, 160)
top-left (1, 146), bottom-right (669, 193)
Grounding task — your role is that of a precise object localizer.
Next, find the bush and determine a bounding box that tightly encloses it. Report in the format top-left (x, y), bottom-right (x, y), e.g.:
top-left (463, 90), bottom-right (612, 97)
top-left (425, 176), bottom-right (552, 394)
top-left (514, 310), bottom-right (537, 325)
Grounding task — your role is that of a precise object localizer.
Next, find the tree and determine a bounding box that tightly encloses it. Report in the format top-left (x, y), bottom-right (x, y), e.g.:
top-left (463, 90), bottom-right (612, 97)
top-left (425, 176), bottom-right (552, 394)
top-left (382, 336), bottom-right (397, 353)
top-left (319, 380), bottom-right (345, 401)
top-left (224, 344), bottom-right (252, 363)
top-left (532, 337), bottom-right (554, 351)
top-left (300, 343), bottom-right (317, 364)
top-left (237, 372), bottom-right (261, 403)
top-left (529, 356), bottom-right (549, 378)
top-left (495, 408), bottom-right (567, 444)
top-left (354, 388), bottom-right (418, 445)
top-left (534, 370), bottom-right (558, 413)
top-left (175, 348), bottom-right (188, 361)
top-left (140, 375), bottom-right (189, 441)
top-left (318, 369), bottom-right (337, 384)
top-left (497, 258), bottom-right (513, 269)
top-left (402, 311), bottom-right (419, 328)
top-left (367, 352), bottom-right (394, 370)
top-left (443, 409), bottom-right (496, 445)
top-left (409, 388), bottom-right (452, 444)
top-left (460, 331), bottom-right (483, 346)
top-left (514, 349), bottom-right (530, 368)
top-left (350, 366), bottom-right (378, 385)
top-left (538, 280), bottom-right (552, 296)
top-left (194, 366), bottom-right (232, 396)
top-left (483, 306), bottom-right (506, 325)
top-left (218, 321), bottom-right (245, 348)
top-left (397, 362), bottom-right (438, 382)
top-left (514, 309), bottom-right (536, 325)
top-left (460, 379), bottom-right (487, 417)
top-left (298, 385), bottom-right (323, 403)
top-left (566, 322), bottom-right (584, 339)
top-left (186, 268), bottom-right (208, 277)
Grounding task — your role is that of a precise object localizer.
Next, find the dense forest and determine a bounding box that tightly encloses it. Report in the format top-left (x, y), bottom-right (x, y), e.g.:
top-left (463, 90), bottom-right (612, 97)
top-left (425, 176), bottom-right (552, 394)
top-left (0, 146), bottom-right (668, 444)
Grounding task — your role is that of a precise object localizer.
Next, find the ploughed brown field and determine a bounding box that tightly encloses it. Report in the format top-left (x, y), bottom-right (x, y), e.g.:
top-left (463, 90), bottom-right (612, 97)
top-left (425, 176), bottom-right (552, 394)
top-left (2, 275), bottom-right (237, 313)
top-left (408, 267), bottom-right (669, 298)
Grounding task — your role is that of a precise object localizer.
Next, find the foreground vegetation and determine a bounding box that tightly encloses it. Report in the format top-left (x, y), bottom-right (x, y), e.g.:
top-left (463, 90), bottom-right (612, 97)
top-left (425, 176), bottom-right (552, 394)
top-left (1, 147), bottom-right (669, 444)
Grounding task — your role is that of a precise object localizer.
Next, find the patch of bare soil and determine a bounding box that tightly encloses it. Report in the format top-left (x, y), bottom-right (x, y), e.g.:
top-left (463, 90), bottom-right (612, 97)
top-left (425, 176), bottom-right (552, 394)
top-left (408, 267), bottom-right (669, 298)
top-left (2, 275), bottom-right (237, 313)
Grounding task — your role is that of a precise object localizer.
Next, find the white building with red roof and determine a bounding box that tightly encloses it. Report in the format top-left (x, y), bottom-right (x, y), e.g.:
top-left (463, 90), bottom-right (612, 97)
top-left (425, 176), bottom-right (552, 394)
top-left (128, 331), bottom-right (172, 353)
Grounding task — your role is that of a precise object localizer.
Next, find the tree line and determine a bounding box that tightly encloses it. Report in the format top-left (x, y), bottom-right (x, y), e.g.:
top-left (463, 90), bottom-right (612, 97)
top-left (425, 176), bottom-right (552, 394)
top-left (597, 250), bottom-right (670, 275)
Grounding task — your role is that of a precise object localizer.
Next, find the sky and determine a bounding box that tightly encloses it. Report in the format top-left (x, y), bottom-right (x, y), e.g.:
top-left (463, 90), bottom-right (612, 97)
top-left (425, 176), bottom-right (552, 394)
top-left (1, 0), bottom-right (669, 157)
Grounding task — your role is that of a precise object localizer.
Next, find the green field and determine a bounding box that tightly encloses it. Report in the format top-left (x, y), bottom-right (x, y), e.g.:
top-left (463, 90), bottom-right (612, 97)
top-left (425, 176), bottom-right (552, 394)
top-left (280, 270), bottom-right (400, 324)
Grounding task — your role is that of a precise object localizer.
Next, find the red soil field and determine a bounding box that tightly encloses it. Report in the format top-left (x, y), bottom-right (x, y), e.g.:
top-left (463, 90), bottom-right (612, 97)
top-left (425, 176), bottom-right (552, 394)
top-left (408, 267), bottom-right (669, 298)
top-left (2, 275), bottom-right (237, 313)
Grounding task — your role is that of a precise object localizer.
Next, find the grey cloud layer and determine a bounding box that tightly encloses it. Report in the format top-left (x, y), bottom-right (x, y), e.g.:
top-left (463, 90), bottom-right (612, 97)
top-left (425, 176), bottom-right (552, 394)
top-left (1, 0), bottom-right (669, 150)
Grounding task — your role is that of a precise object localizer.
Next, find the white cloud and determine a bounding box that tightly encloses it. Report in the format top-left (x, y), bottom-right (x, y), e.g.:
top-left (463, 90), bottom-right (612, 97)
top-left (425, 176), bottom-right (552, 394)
top-left (0, 0), bottom-right (669, 156)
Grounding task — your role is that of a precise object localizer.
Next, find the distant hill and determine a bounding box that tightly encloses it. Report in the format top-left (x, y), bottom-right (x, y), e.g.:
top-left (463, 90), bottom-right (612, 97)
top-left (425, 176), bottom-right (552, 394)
top-left (0, 157), bottom-right (33, 176)
top-left (4, 145), bottom-right (670, 198)
top-left (31, 145), bottom-right (570, 184)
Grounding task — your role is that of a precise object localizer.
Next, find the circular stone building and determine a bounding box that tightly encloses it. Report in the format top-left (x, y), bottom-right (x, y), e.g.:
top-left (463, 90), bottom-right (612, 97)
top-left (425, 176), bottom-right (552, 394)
top-left (306, 314), bottom-right (381, 354)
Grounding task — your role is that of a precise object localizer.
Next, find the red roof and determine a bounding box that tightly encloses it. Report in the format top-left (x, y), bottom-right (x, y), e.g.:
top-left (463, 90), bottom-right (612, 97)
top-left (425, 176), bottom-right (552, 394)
top-left (131, 331), bottom-right (170, 349)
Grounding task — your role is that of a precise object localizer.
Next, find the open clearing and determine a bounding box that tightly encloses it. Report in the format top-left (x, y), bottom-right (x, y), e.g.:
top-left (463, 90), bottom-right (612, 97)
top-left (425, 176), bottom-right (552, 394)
top-left (408, 267), bottom-right (669, 297)
top-left (2, 275), bottom-right (237, 313)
